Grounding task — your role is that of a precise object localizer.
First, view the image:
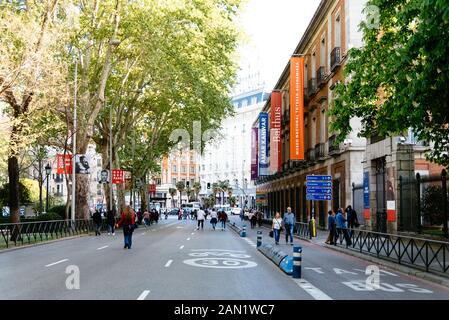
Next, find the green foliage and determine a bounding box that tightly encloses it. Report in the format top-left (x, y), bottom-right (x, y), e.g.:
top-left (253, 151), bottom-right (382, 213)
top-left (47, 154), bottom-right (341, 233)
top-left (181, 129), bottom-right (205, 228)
top-left (329, 0), bottom-right (449, 167)
top-left (48, 205), bottom-right (67, 220)
top-left (0, 181), bottom-right (31, 206)
top-left (421, 185), bottom-right (449, 226)
top-left (33, 212), bottom-right (64, 221)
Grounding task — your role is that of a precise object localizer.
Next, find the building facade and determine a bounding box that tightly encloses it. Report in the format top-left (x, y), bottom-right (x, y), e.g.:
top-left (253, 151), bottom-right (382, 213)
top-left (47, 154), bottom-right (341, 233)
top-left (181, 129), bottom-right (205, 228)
top-left (254, 0), bottom-right (367, 229)
top-left (199, 73), bottom-right (269, 207)
top-left (155, 149), bottom-right (200, 208)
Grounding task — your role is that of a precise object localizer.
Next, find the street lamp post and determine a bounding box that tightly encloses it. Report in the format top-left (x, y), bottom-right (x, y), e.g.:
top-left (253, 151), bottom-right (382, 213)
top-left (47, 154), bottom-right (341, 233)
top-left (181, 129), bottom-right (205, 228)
top-left (45, 163), bottom-right (51, 213)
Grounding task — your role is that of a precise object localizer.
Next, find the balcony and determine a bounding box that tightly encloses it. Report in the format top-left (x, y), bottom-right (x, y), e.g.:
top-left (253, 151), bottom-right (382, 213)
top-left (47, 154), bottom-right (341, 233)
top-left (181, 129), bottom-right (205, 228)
top-left (317, 66), bottom-right (326, 88)
top-left (307, 78), bottom-right (317, 98)
top-left (314, 143), bottom-right (325, 160)
top-left (306, 148), bottom-right (316, 163)
top-left (330, 47), bottom-right (341, 72)
top-left (54, 176), bottom-right (63, 183)
top-left (328, 135), bottom-right (340, 154)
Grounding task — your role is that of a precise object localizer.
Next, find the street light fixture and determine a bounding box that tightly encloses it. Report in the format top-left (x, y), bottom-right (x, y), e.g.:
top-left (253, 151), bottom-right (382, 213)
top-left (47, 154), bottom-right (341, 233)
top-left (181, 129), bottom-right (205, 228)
top-left (45, 163), bottom-right (51, 213)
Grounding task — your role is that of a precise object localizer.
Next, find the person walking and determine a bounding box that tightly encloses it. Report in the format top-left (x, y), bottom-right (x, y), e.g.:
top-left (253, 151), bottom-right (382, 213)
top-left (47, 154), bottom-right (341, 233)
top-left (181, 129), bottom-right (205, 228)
top-left (116, 206), bottom-right (136, 249)
top-left (272, 212), bottom-right (283, 245)
top-left (336, 208), bottom-right (352, 247)
top-left (257, 211), bottom-right (263, 227)
top-left (250, 210), bottom-right (257, 229)
top-left (346, 205), bottom-right (359, 236)
top-left (137, 209), bottom-right (143, 225)
top-left (92, 209), bottom-right (102, 236)
top-left (209, 209), bottom-right (218, 230)
top-left (239, 207), bottom-right (244, 222)
top-left (219, 210), bottom-right (228, 231)
top-left (283, 207), bottom-right (295, 245)
top-left (143, 210), bottom-right (150, 227)
top-left (106, 209), bottom-right (116, 236)
top-left (196, 207), bottom-right (206, 230)
top-left (325, 210), bottom-right (336, 245)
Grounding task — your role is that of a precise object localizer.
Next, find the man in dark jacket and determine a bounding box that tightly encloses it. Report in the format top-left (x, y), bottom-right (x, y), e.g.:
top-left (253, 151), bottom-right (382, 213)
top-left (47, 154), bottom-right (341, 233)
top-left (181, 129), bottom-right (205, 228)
top-left (92, 209), bottom-right (102, 236)
top-left (346, 205), bottom-right (359, 236)
top-left (106, 209), bottom-right (116, 236)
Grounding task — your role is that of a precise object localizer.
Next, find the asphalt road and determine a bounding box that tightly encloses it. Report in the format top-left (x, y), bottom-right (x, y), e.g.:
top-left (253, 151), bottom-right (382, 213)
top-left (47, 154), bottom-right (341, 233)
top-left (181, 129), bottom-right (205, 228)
top-left (0, 216), bottom-right (448, 300)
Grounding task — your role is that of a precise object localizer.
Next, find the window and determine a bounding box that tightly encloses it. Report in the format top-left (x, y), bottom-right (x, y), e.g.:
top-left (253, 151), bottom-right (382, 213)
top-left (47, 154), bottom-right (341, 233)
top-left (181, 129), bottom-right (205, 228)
top-left (312, 52), bottom-right (317, 78)
top-left (320, 106), bottom-right (326, 144)
top-left (182, 166), bottom-right (186, 173)
top-left (172, 177), bottom-right (177, 185)
top-left (190, 166), bottom-right (195, 173)
top-left (320, 36), bottom-right (326, 68)
top-left (251, 96), bottom-right (257, 105)
top-left (335, 13), bottom-right (341, 48)
top-left (172, 165), bottom-right (177, 173)
top-left (241, 99), bottom-right (247, 107)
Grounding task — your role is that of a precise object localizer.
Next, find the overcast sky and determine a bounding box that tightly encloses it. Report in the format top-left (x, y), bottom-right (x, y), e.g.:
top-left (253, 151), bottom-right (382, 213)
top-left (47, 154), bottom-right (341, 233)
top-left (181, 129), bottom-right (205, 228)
top-left (235, 0), bottom-right (321, 91)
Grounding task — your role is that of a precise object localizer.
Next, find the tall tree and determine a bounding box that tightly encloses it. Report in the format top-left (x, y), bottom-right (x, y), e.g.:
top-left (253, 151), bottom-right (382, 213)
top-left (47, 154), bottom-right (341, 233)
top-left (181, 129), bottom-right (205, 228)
top-left (176, 181), bottom-right (185, 206)
top-left (329, 0), bottom-right (449, 167)
top-left (0, 1), bottom-right (71, 223)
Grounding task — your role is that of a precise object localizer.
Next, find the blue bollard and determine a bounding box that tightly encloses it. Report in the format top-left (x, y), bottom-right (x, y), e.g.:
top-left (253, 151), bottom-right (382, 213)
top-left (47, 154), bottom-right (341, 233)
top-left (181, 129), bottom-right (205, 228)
top-left (257, 231), bottom-right (262, 247)
top-left (292, 245), bottom-right (302, 278)
top-left (241, 225), bottom-right (247, 237)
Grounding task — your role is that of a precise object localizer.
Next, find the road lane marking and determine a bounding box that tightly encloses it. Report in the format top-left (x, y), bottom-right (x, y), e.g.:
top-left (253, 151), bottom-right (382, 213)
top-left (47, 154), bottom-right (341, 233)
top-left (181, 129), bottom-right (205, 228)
top-left (96, 246), bottom-right (109, 250)
top-left (45, 259), bottom-right (69, 267)
top-left (165, 260), bottom-right (173, 267)
top-left (179, 245), bottom-right (184, 250)
top-left (293, 279), bottom-right (333, 300)
top-left (191, 232), bottom-right (195, 235)
top-left (137, 290), bottom-right (151, 300)
top-left (187, 238), bottom-right (190, 241)
top-left (191, 249), bottom-right (246, 252)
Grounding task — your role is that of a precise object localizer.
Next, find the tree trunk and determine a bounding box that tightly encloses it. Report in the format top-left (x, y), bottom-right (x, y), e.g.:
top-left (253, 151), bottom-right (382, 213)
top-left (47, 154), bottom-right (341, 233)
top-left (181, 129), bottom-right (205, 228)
top-left (75, 174), bottom-right (90, 219)
top-left (140, 187), bottom-right (147, 212)
top-left (8, 156), bottom-right (20, 224)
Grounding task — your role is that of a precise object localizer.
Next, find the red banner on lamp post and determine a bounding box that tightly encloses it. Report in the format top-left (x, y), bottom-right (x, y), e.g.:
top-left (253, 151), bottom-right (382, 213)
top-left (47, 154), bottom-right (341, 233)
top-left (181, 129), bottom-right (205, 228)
top-left (56, 154), bottom-right (72, 174)
top-left (148, 184), bottom-right (156, 194)
top-left (112, 170), bottom-right (124, 184)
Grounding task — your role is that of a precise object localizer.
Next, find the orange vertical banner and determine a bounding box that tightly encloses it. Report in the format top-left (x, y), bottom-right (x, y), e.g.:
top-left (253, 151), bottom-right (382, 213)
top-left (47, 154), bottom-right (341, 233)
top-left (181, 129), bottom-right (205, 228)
top-left (289, 56), bottom-right (305, 160)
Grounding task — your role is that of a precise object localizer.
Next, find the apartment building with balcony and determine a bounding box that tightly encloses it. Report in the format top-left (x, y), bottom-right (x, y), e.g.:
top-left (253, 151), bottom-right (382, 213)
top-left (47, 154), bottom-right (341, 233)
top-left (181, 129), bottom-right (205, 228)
top-left (254, 0), bottom-right (367, 229)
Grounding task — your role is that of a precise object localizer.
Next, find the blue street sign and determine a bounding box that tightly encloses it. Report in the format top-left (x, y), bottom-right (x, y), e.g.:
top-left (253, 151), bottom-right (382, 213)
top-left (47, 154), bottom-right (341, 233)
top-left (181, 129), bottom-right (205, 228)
top-left (306, 175), bottom-right (332, 181)
top-left (306, 188), bottom-right (332, 194)
top-left (306, 194), bottom-right (332, 201)
top-left (305, 181), bottom-right (332, 187)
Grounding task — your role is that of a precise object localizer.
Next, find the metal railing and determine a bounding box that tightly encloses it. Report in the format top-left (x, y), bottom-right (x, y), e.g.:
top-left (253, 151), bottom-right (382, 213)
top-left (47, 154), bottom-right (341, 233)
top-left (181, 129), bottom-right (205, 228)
top-left (314, 143), bottom-right (325, 160)
top-left (330, 47), bottom-right (341, 71)
top-left (307, 78), bottom-right (317, 97)
top-left (336, 228), bottom-right (449, 275)
top-left (0, 219), bottom-right (109, 249)
top-left (306, 148), bottom-right (316, 163)
top-left (328, 134), bottom-right (339, 154)
top-left (317, 66), bottom-right (326, 87)
top-left (261, 219), bottom-right (311, 240)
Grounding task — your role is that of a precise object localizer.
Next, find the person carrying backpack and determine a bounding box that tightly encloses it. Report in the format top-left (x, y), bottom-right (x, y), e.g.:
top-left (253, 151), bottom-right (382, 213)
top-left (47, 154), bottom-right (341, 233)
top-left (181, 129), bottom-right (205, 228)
top-left (116, 206), bottom-right (136, 249)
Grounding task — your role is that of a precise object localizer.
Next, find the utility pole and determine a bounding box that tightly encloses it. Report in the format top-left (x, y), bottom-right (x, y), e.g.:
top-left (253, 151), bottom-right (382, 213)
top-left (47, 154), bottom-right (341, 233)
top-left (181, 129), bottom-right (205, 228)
top-left (71, 59), bottom-right (77, 224)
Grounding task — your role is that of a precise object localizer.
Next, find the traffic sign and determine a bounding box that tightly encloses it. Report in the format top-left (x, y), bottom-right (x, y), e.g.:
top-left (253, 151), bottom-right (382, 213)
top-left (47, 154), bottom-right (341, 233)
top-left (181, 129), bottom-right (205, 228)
top-left (306, 175), bottom-right (332, 181)
top-left (306, 194), bottom-right (332, 201)
top-left (306, 181), bottom-right (332, 187)
top-left (306, 188), bottom-right (332, 194)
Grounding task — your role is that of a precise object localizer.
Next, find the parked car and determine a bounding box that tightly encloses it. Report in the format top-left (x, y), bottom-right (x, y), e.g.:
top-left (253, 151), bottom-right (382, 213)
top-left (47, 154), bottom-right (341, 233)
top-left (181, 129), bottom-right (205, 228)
top-left (231, 207), bottom-right (241, 215)
top-left (169, 208), bottom-right (180, 215)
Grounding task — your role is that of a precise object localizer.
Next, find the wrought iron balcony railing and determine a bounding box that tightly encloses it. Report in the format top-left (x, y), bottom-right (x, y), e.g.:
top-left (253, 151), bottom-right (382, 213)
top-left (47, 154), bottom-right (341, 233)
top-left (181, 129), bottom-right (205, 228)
top-left (330, 47), bottom-right (341, 72)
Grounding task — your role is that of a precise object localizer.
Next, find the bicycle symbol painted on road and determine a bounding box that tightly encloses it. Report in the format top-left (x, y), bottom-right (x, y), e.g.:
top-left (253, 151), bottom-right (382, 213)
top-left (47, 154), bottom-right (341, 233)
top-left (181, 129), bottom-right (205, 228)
top-left (183, 250), bottom-right (257, 269)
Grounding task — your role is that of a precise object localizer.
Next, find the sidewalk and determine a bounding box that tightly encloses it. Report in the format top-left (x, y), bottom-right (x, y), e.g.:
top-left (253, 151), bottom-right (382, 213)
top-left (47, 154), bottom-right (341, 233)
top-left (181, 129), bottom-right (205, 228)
top-left (228, 216), bottom-right (449, 286)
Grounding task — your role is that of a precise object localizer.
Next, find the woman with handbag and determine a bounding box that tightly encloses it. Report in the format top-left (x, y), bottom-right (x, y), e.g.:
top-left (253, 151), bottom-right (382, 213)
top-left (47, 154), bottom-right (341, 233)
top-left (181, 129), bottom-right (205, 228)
top-left (116, 206), bottom-right (136, 249)
top-left (272, 212), bottom-right (283, 245)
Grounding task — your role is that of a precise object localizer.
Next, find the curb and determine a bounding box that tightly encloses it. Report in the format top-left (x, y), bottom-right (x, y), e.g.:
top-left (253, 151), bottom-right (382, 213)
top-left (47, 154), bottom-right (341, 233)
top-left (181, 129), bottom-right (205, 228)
top-left (0, 233), bottom-right (91, 254)
top-left (323, 243), bottom-right (449, 287)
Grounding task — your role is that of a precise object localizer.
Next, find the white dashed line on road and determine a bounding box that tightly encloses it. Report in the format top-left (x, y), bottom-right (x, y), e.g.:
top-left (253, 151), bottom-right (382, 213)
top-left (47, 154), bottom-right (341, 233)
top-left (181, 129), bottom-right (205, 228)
top-left (293, 279), bottom-right (333, 300)
top-left (191, 233), bottom-right (195, 235)
top-left (187, 238), bottom-right (190, 241)
top-left (45, 259), bottom-right (69, 267)
top-left (96, 246), bottom-right (109, 250)
top-left (165, 260), bottom-right (173, 267)
top-left (137, 290), bottom-right (151, 300)
top-left (179, 245), bottom-right (184, 250)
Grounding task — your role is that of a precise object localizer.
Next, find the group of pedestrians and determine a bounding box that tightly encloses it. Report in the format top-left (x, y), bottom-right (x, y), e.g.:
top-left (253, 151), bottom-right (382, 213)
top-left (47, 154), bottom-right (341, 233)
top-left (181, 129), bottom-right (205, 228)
top-left (196, 207), bottom-right (228, 231)
top-left (92, 208), bottom-right (116, 236)
top-left (325, 205), bottom-right (359, 247)
top-left (271, 207), bottom-right (296, 245)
